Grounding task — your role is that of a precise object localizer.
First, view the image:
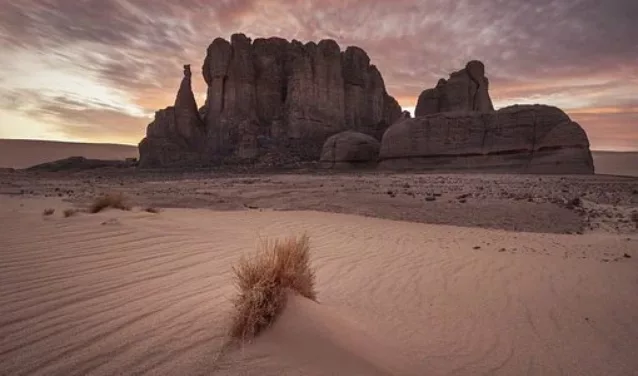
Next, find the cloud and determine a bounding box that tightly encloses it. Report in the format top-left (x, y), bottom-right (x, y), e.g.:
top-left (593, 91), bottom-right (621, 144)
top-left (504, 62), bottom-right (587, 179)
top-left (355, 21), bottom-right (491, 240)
top-left (0, 88), bottom-right (150, 143)
top-left (37, 105), bottom-right (149, 144)
top-left (0, 0), bottom-right (636, 149)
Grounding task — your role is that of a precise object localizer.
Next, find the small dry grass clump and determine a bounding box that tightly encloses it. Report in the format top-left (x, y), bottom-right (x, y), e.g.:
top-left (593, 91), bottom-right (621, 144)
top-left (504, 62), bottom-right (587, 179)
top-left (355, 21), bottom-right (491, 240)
top-left (63, 208), bottom-right (79, 218)
top-left (230, 234), bottom-right (316, 341)
top-left (42, 208), bottom-right (55, 216)
top-left (89, 193), bottom-right (131, 213)
top-left (144, 207), bottom-right (161, 214)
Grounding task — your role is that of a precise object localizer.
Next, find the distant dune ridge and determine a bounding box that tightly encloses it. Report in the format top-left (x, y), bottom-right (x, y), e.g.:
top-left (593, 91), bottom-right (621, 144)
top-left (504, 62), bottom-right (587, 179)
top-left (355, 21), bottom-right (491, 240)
top-left (591, 151), bottom-right (638, 177)
top-left (0, 139), bottom-right (138, 169)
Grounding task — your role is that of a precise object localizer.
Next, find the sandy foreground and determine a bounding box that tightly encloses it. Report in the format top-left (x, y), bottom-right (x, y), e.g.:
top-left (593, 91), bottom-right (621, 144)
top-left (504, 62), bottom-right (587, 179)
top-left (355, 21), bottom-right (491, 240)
top-left (1, 193), bottom-right (637, 376)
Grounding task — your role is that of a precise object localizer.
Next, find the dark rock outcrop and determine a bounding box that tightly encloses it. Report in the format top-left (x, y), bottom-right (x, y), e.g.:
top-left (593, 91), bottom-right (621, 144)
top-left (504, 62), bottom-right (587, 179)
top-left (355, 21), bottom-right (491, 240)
top-left (379, 105), bottom-right (594, 174)
top-left (319, 131), bottom-right (381, 168)
top-left (387, 61), bottom-right (595, 174)
top-left (139, 65), bottom-right (206, 168)
top-left (415, 60), bottom-right (494, 116)
top-left (26, 156), bottom-right (137, 172)
top-left (174, 65), bottom-right (205, 145)
top-left (139, 34), bottom-right (401, 168)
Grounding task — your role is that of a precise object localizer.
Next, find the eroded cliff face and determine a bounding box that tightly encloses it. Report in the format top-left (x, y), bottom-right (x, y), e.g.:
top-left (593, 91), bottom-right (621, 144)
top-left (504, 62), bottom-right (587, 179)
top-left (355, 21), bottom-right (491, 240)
top-left (379, 105), bottom-right (594, 174)
top-left (139, 33), bottom-right (402, 168)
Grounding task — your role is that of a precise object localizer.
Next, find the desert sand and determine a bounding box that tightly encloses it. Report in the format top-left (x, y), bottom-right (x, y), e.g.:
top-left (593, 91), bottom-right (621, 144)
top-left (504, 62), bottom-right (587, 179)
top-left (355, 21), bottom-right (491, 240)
top-left (1, 168), bottom-right (637, 375)
top-left (1, 141), bottom-right (638, 375)
top-left (0, 139), bottom-right (138, 169)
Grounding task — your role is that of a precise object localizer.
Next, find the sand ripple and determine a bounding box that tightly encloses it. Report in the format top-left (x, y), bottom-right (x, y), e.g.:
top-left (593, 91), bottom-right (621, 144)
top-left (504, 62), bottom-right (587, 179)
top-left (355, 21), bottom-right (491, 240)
top-left (1, 197), bottom-right (637, 375)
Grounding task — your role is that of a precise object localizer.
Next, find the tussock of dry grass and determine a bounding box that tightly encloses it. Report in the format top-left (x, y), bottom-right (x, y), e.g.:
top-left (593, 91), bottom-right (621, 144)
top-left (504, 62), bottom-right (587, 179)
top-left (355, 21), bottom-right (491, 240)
top-left (89, 193), bottom-right (131, 213)
top-left (63, 208), bottom-right (79, 218)
top-left (230, 234), bottom-right (316, 341)
top-left (42, 208), bottom-right (55, 216)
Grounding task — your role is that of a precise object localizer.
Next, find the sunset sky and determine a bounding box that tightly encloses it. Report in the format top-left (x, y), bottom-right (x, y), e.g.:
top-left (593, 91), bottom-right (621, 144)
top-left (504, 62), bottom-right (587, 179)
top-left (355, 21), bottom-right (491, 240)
top-left (0, 0), bottom-right (636, 150)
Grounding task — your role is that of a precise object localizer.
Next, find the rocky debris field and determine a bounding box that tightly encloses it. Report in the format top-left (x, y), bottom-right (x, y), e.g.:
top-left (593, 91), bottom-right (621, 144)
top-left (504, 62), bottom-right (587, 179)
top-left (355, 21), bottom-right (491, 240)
top-left (1, 169), bottom-right (636, 235)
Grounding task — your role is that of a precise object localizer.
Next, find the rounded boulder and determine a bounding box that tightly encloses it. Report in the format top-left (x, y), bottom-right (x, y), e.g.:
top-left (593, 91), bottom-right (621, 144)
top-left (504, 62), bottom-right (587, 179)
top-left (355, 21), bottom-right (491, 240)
top-left (320, 131), bottom-right (381, 168)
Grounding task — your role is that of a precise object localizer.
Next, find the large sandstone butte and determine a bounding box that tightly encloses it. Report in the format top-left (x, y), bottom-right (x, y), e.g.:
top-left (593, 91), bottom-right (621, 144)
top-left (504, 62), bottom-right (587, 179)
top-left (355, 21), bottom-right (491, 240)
top-left (379, 61), bottom-right (595, 174)
top-left (139, 33), bottom-right (401, 168)
top-left (380, 106), bottom-right (594, 173)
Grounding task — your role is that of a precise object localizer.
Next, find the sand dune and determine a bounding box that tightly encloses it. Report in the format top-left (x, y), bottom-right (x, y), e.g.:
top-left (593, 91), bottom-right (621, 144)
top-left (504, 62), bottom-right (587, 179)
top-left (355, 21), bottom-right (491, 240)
top-left (217, 293), bottom-right (414, 375)
top-left (0, 139), bottom-right (138, 169)
top-left (1, 196), bottom-right (637, 375)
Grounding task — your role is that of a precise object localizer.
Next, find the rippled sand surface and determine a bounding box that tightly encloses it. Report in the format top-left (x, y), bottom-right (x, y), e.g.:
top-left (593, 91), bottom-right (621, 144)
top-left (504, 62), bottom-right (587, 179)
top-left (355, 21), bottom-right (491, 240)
top-left (1, 196), bottom-right (637, 375)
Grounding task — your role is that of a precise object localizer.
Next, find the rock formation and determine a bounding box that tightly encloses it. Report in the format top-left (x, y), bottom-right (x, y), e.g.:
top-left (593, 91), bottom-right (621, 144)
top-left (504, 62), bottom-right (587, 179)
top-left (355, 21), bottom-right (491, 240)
top-left (319, 131), bottom-right (381, 168)
top-left (140, 48), bottom-right (594, 174)
top-left (139, 65), bottom-right (206, 167)
top-left (380, 60), bottom-right (594, 174)
top-left (415, 60), bottom-right (494, 116)
top-left (138, 34), bottom-right (402, 168)
top-left (379, 104), bottom-right (594, 173)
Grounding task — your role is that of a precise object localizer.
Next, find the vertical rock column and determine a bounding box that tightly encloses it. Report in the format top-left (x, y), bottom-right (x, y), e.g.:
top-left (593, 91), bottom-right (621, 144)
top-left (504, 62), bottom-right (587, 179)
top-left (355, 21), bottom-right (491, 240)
top-left (174, 64), bottom-right (205, 147)
top-left (202, 37), bottom-right (233, 156)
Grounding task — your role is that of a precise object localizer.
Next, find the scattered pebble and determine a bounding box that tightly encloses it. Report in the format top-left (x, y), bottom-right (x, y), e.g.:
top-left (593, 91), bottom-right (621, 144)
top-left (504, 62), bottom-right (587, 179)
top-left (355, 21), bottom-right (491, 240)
top-left (567, 197), bottom-right (582, 209)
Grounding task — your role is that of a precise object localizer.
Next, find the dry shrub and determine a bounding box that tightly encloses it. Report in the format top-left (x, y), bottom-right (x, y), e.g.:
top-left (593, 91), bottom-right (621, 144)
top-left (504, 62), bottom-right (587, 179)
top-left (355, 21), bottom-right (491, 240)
top-left (42, 208), bottom-right (55, 216)
top-left (230, 233), bottom-right (316, 341)
top-left (144, 207), bottom-right (160, 214)
top-left (63, 208), bottom-right (79, 218)
top-left (89, 193), bottom-right (131, 213)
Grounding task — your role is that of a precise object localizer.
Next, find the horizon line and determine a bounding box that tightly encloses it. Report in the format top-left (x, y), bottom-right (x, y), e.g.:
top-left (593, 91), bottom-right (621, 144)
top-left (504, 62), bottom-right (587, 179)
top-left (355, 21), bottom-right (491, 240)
top-left (2, 137), bottom-right (637, 153)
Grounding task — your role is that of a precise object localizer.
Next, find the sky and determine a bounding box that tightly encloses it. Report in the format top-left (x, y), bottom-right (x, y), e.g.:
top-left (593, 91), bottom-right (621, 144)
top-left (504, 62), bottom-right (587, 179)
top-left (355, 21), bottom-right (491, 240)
top-left (0, 0), bottom-right (636, 151)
